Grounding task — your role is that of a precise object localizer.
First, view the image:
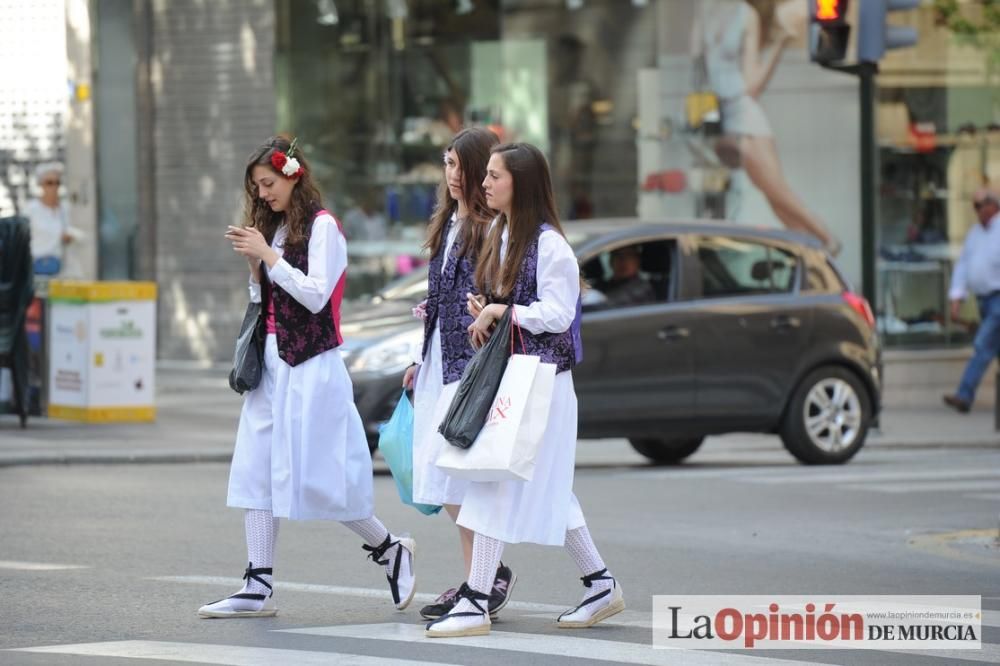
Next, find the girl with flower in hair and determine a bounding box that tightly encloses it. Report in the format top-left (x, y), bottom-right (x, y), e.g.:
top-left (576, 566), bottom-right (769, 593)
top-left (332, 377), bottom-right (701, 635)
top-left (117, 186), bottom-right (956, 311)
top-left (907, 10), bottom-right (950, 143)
top-left (399, 127), bottom-right (518, 622)
top-left (425, 142), bottom-right (623, 638)
top-left (199, 135), bottom-right (416, 618)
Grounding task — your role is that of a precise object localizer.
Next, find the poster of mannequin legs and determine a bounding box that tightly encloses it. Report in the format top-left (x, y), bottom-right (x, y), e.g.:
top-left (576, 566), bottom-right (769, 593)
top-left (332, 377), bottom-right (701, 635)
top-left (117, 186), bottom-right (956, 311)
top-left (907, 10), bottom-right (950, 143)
top-left (643, 0), bottom-right (855, 273)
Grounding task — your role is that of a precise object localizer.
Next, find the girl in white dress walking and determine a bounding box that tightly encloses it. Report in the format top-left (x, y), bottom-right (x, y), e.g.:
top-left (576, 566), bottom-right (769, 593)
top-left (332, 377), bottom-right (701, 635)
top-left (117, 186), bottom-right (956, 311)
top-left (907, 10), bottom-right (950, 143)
top-left (425, 142), bottom-right (624, 638)
top-left (401, 127), bottom-right (517, 621)
top-left (199, 136), bottom-right (416, 618)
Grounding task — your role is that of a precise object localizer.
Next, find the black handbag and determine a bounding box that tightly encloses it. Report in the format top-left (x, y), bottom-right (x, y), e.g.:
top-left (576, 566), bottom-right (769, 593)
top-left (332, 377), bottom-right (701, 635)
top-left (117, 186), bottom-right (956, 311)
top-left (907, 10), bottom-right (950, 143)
top-left (229, 301), bottom-right (265, 394)
top-left (438, 306), bottom-right (514, 449)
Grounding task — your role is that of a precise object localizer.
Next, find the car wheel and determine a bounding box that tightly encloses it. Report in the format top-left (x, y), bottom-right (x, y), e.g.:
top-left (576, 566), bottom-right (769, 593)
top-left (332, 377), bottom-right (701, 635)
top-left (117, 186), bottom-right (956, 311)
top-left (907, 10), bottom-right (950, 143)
top-left (629, 436), bottom-right (705, 465)
top-left (780, 366), bottom-right (871, 465)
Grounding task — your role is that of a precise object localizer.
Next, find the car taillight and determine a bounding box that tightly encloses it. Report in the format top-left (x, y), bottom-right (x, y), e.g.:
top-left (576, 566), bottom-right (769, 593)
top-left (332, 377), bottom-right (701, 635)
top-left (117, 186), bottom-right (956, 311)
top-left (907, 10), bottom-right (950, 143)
top-left (842, 291), bottom-right (875, 328)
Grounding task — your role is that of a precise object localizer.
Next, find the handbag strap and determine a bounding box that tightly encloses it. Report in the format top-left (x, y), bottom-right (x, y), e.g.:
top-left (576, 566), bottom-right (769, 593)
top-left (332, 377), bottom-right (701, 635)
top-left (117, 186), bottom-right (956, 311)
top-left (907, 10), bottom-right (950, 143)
top-left (509, 306), bottom-right (527, 356)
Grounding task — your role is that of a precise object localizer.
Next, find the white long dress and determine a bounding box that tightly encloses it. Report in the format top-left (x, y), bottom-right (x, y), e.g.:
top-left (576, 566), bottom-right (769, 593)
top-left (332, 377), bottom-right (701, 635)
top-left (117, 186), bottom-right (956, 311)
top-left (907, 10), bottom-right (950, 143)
top-left (411, 215), bottom-right (471, 506)
top-left (227, 215), bottom-right (374, 521)
top-left (456, 226), bottom-right (587, 546)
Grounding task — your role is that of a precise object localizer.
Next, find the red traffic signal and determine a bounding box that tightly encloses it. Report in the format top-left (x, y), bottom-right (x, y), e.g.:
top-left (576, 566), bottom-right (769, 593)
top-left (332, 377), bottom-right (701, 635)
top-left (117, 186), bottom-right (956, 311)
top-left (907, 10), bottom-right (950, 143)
top-left (810, 0), bottom-right (851, 64)
top-left (815, 0), bottom-right (848, 23)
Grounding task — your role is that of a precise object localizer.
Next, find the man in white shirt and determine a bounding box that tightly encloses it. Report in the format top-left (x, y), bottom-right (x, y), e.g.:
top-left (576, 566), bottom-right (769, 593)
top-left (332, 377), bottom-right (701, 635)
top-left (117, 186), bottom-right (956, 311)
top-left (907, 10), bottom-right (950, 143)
top-left (943, 188), bottom-right (1000, 413)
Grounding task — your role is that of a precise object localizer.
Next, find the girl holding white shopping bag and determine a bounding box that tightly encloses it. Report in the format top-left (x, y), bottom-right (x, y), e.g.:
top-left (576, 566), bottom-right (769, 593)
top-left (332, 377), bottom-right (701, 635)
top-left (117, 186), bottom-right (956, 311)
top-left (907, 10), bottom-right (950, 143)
top-left (425, 142), bottom-right (624, 638)
top-left (399, 127), bottom-right (518, 621)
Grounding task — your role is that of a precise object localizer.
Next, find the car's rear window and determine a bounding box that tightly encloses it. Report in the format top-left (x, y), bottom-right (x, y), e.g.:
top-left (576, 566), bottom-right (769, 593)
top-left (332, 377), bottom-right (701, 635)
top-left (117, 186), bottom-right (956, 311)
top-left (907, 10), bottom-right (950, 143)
top-left (803, 256), bottom-right (847, 293)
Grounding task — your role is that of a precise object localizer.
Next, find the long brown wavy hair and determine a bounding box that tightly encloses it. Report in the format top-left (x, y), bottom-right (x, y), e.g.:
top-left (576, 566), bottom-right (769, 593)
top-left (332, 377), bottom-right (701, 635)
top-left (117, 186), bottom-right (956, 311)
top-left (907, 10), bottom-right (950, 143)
top-left (425, 126), bottom-right (499, 259)
top-left (475, 143), bottom-right (567, 300)
top-left (243, 135), bottom-right (324, 249)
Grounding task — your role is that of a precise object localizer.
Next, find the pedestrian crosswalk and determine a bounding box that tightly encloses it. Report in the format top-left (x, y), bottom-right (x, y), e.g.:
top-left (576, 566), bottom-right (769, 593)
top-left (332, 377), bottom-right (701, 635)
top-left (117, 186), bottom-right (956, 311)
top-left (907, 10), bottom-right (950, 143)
top-left (10, 640), bottom-right (461, 665)
top-left (9, 621), bottom-right (1000, 665)
top-left (280, 623), bottom-right (817, 665)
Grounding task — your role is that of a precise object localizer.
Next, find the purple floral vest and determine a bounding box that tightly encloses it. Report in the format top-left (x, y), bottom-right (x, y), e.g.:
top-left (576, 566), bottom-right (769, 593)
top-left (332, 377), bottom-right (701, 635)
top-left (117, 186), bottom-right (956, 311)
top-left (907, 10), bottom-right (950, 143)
top-left (422, 217), bottom-right (478, 383)
top-left (507, 224), bottom-right (583, 373)
top-left (261, 211), bottom-right (345, 367)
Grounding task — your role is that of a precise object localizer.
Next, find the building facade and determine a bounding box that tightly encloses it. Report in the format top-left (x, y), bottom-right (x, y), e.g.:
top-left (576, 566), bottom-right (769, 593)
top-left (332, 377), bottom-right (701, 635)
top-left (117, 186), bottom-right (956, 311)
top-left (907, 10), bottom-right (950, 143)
top-left (3, 0), bottom-right (998, 372)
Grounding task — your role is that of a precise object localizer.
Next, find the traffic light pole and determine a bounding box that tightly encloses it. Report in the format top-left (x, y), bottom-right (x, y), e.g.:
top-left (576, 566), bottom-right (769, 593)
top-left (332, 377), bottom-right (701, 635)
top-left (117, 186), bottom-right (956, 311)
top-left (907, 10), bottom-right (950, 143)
top-left (858, 62), bottom-right (877, 307)
top-left (822, 60), bottom-right (878, 306)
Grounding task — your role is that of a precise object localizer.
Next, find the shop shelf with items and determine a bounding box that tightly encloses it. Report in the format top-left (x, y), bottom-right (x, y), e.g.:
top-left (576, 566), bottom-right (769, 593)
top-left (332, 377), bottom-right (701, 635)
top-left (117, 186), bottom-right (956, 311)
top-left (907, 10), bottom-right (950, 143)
top-left (874, 126), bottom-right (987, 347)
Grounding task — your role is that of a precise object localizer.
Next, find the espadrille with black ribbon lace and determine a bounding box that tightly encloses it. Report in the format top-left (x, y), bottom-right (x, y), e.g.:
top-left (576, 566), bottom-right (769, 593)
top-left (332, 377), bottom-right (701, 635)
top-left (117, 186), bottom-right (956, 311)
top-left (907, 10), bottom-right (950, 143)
top-left (197, 563), bottom-right (277, 618)
top-left (425, 583), bottom-right (492, 638)
top-left (556, 568), bottom-right (625, 628)
top-left (362, 533), bottom-right (417, 610)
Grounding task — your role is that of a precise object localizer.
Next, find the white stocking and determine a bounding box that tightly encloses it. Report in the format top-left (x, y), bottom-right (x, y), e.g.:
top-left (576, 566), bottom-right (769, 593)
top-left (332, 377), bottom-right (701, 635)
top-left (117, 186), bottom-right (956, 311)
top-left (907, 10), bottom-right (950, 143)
top-left (243, 509), bottom-right (278, 595)
top-left (342, 516), bottom-right (399, 577)
top-left (565, 525), bottom-right (613, 593)
top-left (448, 532), bottom-right (504, 621)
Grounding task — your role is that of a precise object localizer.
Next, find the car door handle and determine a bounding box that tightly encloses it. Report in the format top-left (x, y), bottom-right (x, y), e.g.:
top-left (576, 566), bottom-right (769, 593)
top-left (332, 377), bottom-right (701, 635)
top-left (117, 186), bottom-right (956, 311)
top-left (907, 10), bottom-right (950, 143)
top-left (770, 315), bottom-right (801, 330)
top-left (657, 325), bottom-right (690, 341)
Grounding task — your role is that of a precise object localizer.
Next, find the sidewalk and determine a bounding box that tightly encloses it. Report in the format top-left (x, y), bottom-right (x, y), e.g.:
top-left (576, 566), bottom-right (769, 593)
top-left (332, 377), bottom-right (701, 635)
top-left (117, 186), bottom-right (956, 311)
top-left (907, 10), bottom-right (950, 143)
top-left (1, 364), bottom-right (997, 467)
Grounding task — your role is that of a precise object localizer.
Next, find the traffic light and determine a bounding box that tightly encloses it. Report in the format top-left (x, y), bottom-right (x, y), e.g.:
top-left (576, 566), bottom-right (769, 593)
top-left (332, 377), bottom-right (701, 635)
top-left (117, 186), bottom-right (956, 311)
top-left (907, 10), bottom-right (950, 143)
top-left (809, 0), bottom-right (851, 64)
top-left (857, 0), bottom-right (919, 63)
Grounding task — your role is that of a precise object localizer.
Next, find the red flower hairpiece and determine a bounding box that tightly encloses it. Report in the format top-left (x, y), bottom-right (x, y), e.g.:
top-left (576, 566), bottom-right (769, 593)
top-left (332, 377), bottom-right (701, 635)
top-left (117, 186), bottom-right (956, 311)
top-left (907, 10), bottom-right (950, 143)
top-left (270, 138), bottom-right (303, 178)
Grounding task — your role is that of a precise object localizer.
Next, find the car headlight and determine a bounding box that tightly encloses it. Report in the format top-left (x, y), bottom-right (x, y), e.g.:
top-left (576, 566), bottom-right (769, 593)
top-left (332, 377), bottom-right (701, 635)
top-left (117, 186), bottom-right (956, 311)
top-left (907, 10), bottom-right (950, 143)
top-left (348, 328), bottom-right (423, 374)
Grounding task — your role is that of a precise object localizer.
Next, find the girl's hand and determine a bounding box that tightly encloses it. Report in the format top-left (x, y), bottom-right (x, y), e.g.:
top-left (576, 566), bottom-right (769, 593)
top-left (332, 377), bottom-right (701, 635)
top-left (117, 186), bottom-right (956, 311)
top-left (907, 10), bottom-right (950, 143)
top-left (226, 226), bottom-right (276, 267)
top-left (468, 303), bottom-right (507, 349)
top-left (466, 293), bottom-right (486, 318)
top-left (403, 364), bottom-right (418, 390)
top-left (412, 300), bottom-right (428, 321)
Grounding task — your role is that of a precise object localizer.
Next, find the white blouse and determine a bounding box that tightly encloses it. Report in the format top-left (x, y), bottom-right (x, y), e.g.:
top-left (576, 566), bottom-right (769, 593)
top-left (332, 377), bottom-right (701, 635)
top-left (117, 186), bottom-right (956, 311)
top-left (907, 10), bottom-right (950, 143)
top-left (249, 214), bottom-right (347, 314)
top-left (25, 199), bottom-right (68, 259)
top-left (442, 213), bottom-right (461, 274)
top-left (499, 225), bottom-right (580, 336)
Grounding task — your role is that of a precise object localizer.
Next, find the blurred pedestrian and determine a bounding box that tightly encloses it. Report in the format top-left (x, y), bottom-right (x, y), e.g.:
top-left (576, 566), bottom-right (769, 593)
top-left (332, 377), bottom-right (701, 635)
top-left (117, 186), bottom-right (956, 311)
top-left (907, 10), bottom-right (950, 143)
top-left (199, 135), bottom-right (416, 618)
top-left (425, 143), bottom-right (624, 638)
top-left (943, 188), bottom-right (1000, 413)
top-left (25, 162), bottom-right (74, 275)
top-left (400, 127), bottom-right (518, 623)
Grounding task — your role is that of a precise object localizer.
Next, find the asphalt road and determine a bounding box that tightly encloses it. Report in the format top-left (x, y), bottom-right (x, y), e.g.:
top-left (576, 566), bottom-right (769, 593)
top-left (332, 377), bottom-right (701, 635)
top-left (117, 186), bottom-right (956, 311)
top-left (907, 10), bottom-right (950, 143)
top-left (2, 440), bottom-right (998, 665)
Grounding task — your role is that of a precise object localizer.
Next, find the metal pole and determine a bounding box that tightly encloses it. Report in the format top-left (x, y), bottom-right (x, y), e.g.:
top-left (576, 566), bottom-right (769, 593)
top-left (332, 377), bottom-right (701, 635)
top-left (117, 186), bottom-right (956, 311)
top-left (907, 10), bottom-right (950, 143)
top-left (995, 370), bottom-right (999, 431)
top-left (859, 62), bottom-right (877, 307)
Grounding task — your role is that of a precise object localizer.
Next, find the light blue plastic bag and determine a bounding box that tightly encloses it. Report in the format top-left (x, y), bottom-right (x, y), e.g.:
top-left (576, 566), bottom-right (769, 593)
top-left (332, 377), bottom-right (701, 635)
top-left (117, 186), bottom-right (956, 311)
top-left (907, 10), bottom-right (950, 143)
top-left (378, 390), bottom-right (442, 516)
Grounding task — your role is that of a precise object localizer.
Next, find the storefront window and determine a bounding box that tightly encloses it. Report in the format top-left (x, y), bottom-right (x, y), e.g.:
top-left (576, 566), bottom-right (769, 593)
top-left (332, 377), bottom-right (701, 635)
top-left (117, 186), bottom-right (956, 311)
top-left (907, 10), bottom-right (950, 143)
top-left (876, 1), bottom-right (1000, 347)
top-left (276, 0), bottom-right (500, 297)
top-left (275, 0), bottom-right (655, 298)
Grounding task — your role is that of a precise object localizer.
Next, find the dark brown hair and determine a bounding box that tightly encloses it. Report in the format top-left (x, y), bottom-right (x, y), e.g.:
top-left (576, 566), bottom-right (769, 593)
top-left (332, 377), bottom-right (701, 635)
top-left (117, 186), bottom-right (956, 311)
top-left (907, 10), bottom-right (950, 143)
top-left (425, 126), bottom-right (500, 259)
top-left (475, 142), bottom-right (567, 299)
top-left (243, 134), bottom-right (323, 248)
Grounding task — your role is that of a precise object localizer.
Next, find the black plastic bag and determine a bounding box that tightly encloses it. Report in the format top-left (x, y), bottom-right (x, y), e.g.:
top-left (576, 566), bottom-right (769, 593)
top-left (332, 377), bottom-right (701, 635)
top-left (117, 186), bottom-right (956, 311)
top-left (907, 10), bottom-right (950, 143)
top-left (229, 302), bottom-right (265, 394)
top-left (438, 306), bottom-right (513, 449)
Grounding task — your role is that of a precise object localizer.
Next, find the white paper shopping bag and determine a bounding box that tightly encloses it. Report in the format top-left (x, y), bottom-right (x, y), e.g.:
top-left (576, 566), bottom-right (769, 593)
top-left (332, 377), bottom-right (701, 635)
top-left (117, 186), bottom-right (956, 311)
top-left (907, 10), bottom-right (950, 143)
top-left (436, 354), bottom-right (556, 482)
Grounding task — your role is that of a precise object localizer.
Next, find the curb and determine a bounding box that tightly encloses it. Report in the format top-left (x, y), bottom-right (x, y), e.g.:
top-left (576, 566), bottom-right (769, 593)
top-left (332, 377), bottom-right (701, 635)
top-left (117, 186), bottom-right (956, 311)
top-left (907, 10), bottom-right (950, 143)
top-left (0, 440), bottom-right (996, 468)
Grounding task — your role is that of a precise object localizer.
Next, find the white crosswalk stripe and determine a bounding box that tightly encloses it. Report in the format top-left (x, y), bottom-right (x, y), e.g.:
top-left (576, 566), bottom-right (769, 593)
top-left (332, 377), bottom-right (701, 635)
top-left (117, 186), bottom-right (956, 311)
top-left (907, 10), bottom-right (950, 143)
top-left (154, 576), bottom-right (1000, 630)
top-left (151, 575), bottom-right (573, 615)
top-left (8, 640), bottom-right (458, 665)
top-left (625, 464), bottom-right (1000, 499)
top-left (746, 469), bottom-right (1000, 485)
top-left (279, 622), bottom-right (818, 665)
top-left (9, 620), bottom-right (997, 664)
top-left (0, 560), bottom-right (89, 571)
top-left (843, 480), bottom-right (1000, 494)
